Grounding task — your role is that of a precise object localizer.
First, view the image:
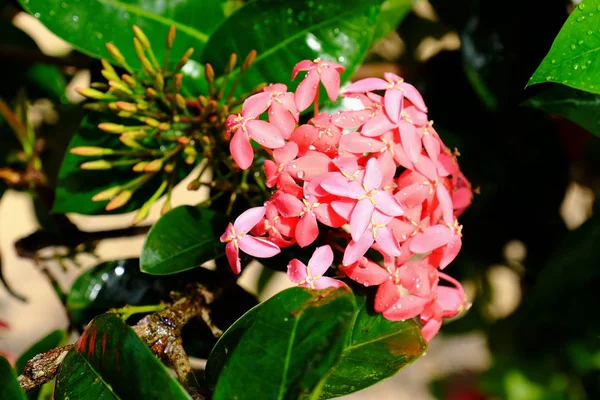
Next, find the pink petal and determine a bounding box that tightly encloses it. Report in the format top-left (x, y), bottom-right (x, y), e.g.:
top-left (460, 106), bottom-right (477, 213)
top-left (422, 133), bottom-right (440, 163)
top-left (343, 233), bottom-right (375, 266)
top-left (339, 132), bottom-right (385, 154)
top-left (414, 155), bottom-right (438, 181)
top-left (409, 225), bottom-right (453, 253)
top-left (247, 120), bottom-right (285, 149)
top-left (375, 281), bottom-right (401, 312)
top-left (307, 245), bottom-right (334, 276)
top-left (437, 286), bottom-right (464, 318)
top-left (436, 184), bottom-right (454, 224)
top-left (403, 104), bottom-right (428, 126)
top-left (320, 67), bottom-right (341, 101)
top-left (264, 160), bottom-right (279, 187)
top-left (361, 114), bottom-right (395, 137)
top-left (289, 124), bottom-right (318, 155)
top-left (420, 318), bottom-right (442, 342)
top-left (345, 77), bottom-right (388, 93)
top-left (312, 277), bottom-right (345, 289)
top-left (286, 152), bottom-right (331, 181)
top-left (398, 262), bottom-right (436, 297)
top-left (382, 295), bottom-right (428, 321)
top-left (295, 70), bottom-right (320, 112)
top-left (313, 203), bottom-right (346, 228)
top-left (330, 198), bottom-right (355, 220)
top-left (375, 227), bottom-right (402, 257)
top-left (296, 213), bottom-right (319, 248)
top-left (275, 193), bottom-right (304, 217)
top-left (332, 109), bottom-right (373, 129)
top-left (274, 141), bottom-right (299, 164)
top-left (394, 181), bottom-right (430, 209)
top-left (350, 198), bottom-right (375, 241)
top-left (234, 206), bottom-right (266, 233)
top-left (373, 191), bottom-right (404, 217)
top-left (230, 130), bottom-right (253, 170)
top-left (398, 121), bottom-right (421, 163)
top-left (269, 102), bottom-right (297, 139)
top-left (401, 82), bottom-right (427, 112)
top-left (238, 235), bottom-right (281, 258)
top-left (242, 92), bottom-right (270, 118)
top-left (438, 235), bottom-right (462, 269)
top-left (384, 89), bottom-right (403, 123)
top-left (377, 151), bottom-right (396, 185)
top-left (291, 59), bottom-right (314, 80)
top-left (280, 92), bottom-right (299, 121)
top-left (364, 157), bottom-right (383, 190)
top-left (321, 174), bottom-right (363, 199)
top-left (287, 259), bottom-right (308, 283)
top-left (225, 241), bottom-right (241, 274)
top-left (342, 257), bottom-right (389, 285)
top-left (277, 172), bottom-right (303, 198)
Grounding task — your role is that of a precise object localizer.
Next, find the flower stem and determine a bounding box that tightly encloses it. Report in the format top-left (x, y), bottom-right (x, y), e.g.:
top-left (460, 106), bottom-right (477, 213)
top-left (110, 304), bottom-right (166, 322)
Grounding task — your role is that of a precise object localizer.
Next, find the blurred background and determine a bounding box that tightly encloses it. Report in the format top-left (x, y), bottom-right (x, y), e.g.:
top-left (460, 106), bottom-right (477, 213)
top-left (1, 0), bottom-right (598, 399)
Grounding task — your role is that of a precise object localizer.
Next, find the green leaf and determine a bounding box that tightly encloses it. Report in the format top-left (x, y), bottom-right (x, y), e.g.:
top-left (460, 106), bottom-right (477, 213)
top-left (16, 330), bottom-right (67, 373)
top-left (525, 84), bottom-right (600, 136)
top-left (201, 0), bottom-right (383, 95)
top-left (19, 0), bottom-right (234, 70)
top-left (140, 206), bottom-right (227, 275)
top-left (528, 0), bottom-right (600, 93)
top-left (55, 313), bottom-right (192, 399)
top-left (319, 294), bottom-right (426, 398)
top-left (0, 356), bottom-right (27, 400)
top-left (210, 287), bottom-right (356, 400)
top-left (66, 258), bottom-right (214, 325)
top-left (53, 113), bottom-right (189, 215)
top-left (372, 0), bottom-right (414, 43)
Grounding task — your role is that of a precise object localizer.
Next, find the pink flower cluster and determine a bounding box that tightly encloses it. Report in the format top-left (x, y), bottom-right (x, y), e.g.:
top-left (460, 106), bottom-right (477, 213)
top-left (220, 58), bottom-right (474, 341)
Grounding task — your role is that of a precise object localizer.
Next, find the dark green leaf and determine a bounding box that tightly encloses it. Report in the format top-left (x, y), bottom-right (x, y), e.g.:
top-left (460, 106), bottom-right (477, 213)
top-left (0, 356), bottom-right (26, 400)
top-left (201, 0), bottom-right (382, 95)
top-left (372, 0), bottom-right (414, 44)
top-left (19, 0), bottom-right (234, 70)
top-left (53, 113), bottom-right (190, 215)
top-left (55, 313), bottom-right (191, 399)
top-left (16, 330), bottom-right (67, 373)
top-left (529, 0), bottom-right (600, 93)
top-left (66, 258), bottom-right (213, 326)
top-left (210, 287), bottom-right (356, 399)
top-left (140, 206), bottom-right (227, 275)
top-left (319, 295), bottom-right (426, 398)
top-left (525, 84), bottom-right (600, 136)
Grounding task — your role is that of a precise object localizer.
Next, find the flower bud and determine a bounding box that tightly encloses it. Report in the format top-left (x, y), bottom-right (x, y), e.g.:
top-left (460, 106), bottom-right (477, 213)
top-left (70, 146), bottom-right (114, 156)
top-left (106, 190), bottom-right (132, 211)
top-left (144, 159), bottom-right (164, 172)
top-left (116, 101), bottom-right (138, 113)
top-left (144, 118), bottom-right (160, 128)
top-left (154, 73), bottom-right (164, 92)
top-left (90, 82), bottom-right (109, 90)
top-left (226, 53), bottom-right (238, 73)
top-left (92, 186), bottom-right (122, 201)
top-left (101, 59), bottom-right (120, 82)
top-left (76, 87), bottom-right (108, 100)
top-left (98, 123), bottom-right (125, 134)
top-left (81, 160), bottom-right (113, 170)
top-left (157, 122), bottom-right (171, 131)
top-left (132, 25), bottom-right (151, 50)
top-left (175, 93), bottom-right (186, 110)
top-left (133, 161), bottom-right (149, 172)
top-left (174, 48), bottom-right (194, 73)
top-left (173, 73), bottom-right (183, 92)
top-left (121, 74), bottom-right (137, 88)
top-left (204, 64), bottom-right (215, 83)
top-left (242, 50), bottom-right (257, 73)
top-left (166, 26), bottom-right (176, 50)
top-left (106, 43), bottom-right (126, 65)
top-left (119, 136), bottom-right (141, 149)
top-left (187, 180), bottom-right (201, 191)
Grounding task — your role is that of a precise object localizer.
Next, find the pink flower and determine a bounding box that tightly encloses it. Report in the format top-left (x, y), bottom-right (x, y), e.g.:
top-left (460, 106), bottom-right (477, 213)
top-left (226, 112), bottom-right (285, 170)
top-left (264, 142), bottom-right (299, 188)
top-left (342, 211), bottom-right (401, 266)
top-left (345, 72), bottom-right (427, 123)
top-left (410, 218), bottom-right (462, 269)
top-left (321, 157), bottom-right (404, 240)
top-left (292, 58), bottom-right (345, 111)
top-left (220, 207), bottom-right (281, 274)
top-left (242, 83), bottom-right (299, 138)
top-left (287, 245), bottom-right (345, 289)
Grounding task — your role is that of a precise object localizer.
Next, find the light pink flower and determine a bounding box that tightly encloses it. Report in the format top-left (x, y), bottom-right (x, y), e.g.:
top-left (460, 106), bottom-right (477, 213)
top-left (419, 272), bottom-right (467, 341)
top-left (220, 207), bottom-right (281, 274)
top-left (243, 83), bottom-right (299, 138)
top-left (342, 211), bottom-right (401, 266)
top-left (226, 113), bottom-right (285, 170)
top-left (287, 245), bottom-right (345, 289)
top-left (409, 218), bottom-right (462, 269)
top-left (292, 58), bottom-right (345, 111)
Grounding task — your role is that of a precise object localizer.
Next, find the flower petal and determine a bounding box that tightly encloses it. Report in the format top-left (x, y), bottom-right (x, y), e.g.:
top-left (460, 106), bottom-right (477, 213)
top-left (291, 59), bottom-right (314, 79)
top-left (274, 193), bottom-right (304, 217)
top-left (345, 77), bottom-right (388, 93)
top-left (350, 198), bottom-right (375, 241)
top-left (225, 241), bottom-right (241, 274)
top-left (269, 101), bottom-right (297, 139)
top-left (382, 295), bottom-right (428, 321)
top-left (361, 114), bottom-right (395, 137)
top-left (409, 225), bottom-right (453, 253)
top-left (242, 92), bottom-right (270, 118)
top-left (343, 233), bottom-right (374, 266)
top-left (320, 67), bottom-right (341, 101)
top-left (295, 70), bottom-right (320, 112)
top-left (295, 213), bottom-right (319, 248)
top-left (398, 121), bottom-right (421, 163)
top-left (342, 257), bottom-right (389, 285)
top-left (230, 130), bottom-right (253, 170)
top-left (313, 277), bottom-right (346, 289)
top-left (364, 157), bottom-right (383, 190)
top-left (384, 89), bottom-right (403, 123)
top-left (374, 281), bottom-right (400, 312)
top-left (375, 227), bottom-right (402, 257)
top-left (287, 259), bottom-right (307, 283)
top-left (401, 82), bottom-right (427, 112)
top-left (247, 120), bottom-right (285, 149)
top-left (339, 132), bottom-right (385, 154)
top-left (238, 235), bottom-right (281, 258)
top-left (438, 235), bottom-right (462, 269)
top-left (373, 191), bottom-right (404, 217)
top-left (321, 174), bottom-right (363, 199)
top-left (307, 245), bottom-right (334, 276)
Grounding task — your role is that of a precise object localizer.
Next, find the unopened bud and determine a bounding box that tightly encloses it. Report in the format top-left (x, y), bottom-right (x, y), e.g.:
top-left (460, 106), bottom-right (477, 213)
top-left (121, 74), bottom-right (137, 88)
top-left (92, 186), bottom-right (122, 202)
top-left (122, 130), bottom-right (146, 140)
top-left (198, 95), bottom-right (208, 107)
top-left (141, 55), bottom-right (156, 76)
top-left (117, 111), bottom-right (134, 118)
top-left (187, 180), bottom-right (201, 191)
top-left (161, 198), bottom-right (172, 215)
top-left (106, 43), bottom-right (126, 65)
top-left (91, 82), bottom-right (109, 90)
top-left (154, 73), bottom-right (164, 92)
top-left (175, 93), bottom-right (186, 110)
top-left (109, 80), bottom-right (133, 95)
top-left (146, 87), bottom-right (158, 98)
top-left (133, 161), bottom-right (149, 172)
top-left (106, 190), bottom-right (132, 211)
top-left (101, 59), bottom-right (120, 81)
top-left (166, 26), bottom-right (176, 49)
top-left (116, 101), bottom-right (138, 113)
top-left (144, 159), bottom-right (163, 172)
top-left (174, 48), bottom-right (194, 73)
top-left (226, 53), bottom-right (237, 73)
top-left (157, 122), bottom-right (171, 131)
top-left (70, 146), bottom-right (114, 156)
top-left (119, 136), bottom-right (141, 148)
top-left (133, 203), bottom-right (151, 225)
top-left (98, 123), bottom-right (125, 134)
top-left (108, 102), bottom-right (119, 111)
top-left (242, 50), bottom-right (257, 73)
top-left (76, 87), bottom-right (108, 100)
top-left (204, 64), bottom-right (214, 83)
top-left (132, 25), bottom-right (151, 50)
top-left (144, 118), bottom-right (160, 128)
top-left (83, 103), bottom-right (108, 111)
top-left (163, 163), bottom-right (174, 173)
top-left (173, 73), bottom-right (183, 92)
top-left (81, 160), bottom-right (113, 170)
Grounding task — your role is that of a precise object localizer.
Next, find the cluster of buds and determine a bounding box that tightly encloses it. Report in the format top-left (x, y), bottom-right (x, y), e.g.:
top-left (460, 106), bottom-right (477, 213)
top-left (220, 59), bottom-right (475, 341)
top-left (72, 25), bottom-right (260, 223)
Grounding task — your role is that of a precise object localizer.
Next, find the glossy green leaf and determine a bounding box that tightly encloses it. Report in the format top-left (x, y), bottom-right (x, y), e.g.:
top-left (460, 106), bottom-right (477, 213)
top-left (319, 295), bottom-right (426, 398)
top-left (201, 0), bottom-right (382, 95)
top-left (529, 0), bottom-right (600, 93)
top-left (0, 356), bottom-right (27, 400)
top-left (525, 84), bottom-right (600, 136)
top-left (55, 313), bottom-right (192, 399)
top-left (19, 0), bottom-right (233, 70)
top-left (210, 287), bottom-right (356, 399)
top-left (16, 330), bottom-right (67, 373)
top-left (141, 206), bottom-right (227, 275)
top-left (53, 113), bottom-right (189, 215)
top-left (372, 0), bottom-right (414, 43)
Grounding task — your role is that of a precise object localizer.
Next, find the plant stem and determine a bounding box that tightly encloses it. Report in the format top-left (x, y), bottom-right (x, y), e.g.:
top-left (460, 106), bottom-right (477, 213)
top-left (111, 304), bottom-right (166, 321)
